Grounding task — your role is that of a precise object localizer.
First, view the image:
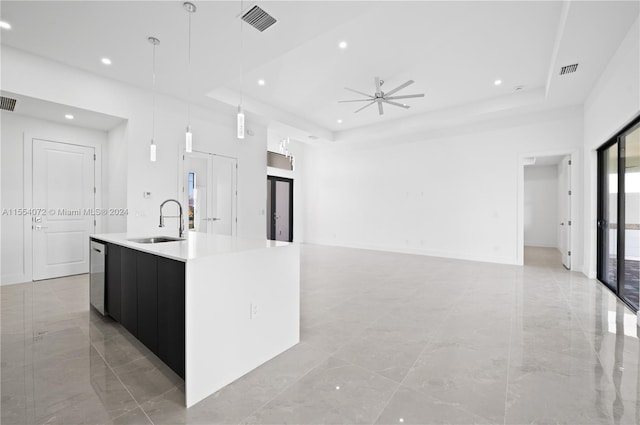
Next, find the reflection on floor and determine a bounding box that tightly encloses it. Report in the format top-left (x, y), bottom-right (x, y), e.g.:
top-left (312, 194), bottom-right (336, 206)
top-left (606, 257), bottom-right (640, 309)
top-left (2, 246), bottom-right (640, 424)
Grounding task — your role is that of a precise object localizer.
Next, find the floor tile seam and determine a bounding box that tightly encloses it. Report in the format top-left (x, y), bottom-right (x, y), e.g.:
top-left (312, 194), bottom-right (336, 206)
top-left (369, 286), bottom-right (474, 425)
top-left (93, 345), bottom-right (149, 374)
top-left (234, 350), bottom-right (334, 425)
top-left (90, 340), bottom-right (156, 425)
top-left (138, 382), bottom-right (185, 411)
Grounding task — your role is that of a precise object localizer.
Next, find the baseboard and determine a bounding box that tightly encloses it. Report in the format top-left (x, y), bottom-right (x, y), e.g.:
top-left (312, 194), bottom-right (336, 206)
top-left (306, 238), bottom-right (519, 265)
top-left (1, 273), bottom-right (30, 286)
top-left (523, 243), bottom-right (558, 248)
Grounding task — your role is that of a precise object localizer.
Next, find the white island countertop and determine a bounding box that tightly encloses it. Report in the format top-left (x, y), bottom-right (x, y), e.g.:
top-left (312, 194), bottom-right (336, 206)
top-left (90, 232), bottom-right (291, 262)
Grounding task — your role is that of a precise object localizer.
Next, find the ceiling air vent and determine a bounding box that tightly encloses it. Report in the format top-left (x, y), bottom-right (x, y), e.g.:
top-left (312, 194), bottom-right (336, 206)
top-left (242, 5), bottom-right (277, 32)
top-left (0, 96), bottom-right (17, 111)
top-left (560, 63), bottom-right (579, 75)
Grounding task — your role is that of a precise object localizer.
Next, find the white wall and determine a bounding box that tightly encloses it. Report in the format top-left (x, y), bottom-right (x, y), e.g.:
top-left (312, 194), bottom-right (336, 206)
top-left (584, 16), bottom-right (640, 278)
top-left (1, 113), bottom-right (108, 284)
top-left (106, 122), bottom-right (128, 233)
top-left (304, 107), bottom-right (584, 266)
top-left (524, 165), bottom-right (558, 248)
top-left (1, 47), bottom-right (269, 284)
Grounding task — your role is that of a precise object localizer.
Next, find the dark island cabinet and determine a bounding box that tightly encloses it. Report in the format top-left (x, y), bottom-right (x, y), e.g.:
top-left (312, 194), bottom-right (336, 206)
top-left (158, 258), bottom-right (186, 378)
top-left (120, 247), bottom-right (138, 337)
top-left (105, 244), bottom-right (122, 322)
top-left (103, 242), bottom-right (185, 379)
top-left (136, 251), bottom-right (158, 353)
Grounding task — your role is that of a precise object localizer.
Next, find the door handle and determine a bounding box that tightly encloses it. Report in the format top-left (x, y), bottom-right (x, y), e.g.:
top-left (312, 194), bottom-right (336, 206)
top-left (206, 218), bottom-right (221, 221)
top-left (34, 225), bottom-right (48, 230)
top-left (560, 222), bottom-right (565, 226)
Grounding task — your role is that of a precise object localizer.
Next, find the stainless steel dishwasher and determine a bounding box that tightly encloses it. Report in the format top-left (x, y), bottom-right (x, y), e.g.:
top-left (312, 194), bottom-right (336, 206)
top-left (90, 240), bottom-right (106, 315)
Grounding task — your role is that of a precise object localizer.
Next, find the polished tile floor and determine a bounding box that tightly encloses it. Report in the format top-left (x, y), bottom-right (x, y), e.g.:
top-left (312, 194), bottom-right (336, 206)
top-left (2, 245), bottom-right (640, 424)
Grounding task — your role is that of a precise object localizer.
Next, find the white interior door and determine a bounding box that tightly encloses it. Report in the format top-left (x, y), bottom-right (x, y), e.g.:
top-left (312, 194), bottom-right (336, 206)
top-left (184, 152), bottom-right (237, 236)
top-left (210, 155), bottom-right (236, 236)
top-left (32, 139), bottom-right (95, 281)
top-left (558, 155), bottom-right (572, 269)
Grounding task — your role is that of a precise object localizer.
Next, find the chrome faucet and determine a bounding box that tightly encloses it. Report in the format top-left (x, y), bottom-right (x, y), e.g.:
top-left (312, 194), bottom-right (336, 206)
top-left (159, 199), bottom-right (184, 238)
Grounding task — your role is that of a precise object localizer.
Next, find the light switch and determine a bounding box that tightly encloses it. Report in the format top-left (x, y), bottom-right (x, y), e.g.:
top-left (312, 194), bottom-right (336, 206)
top-left (143, 191), bottom-right (151, 199)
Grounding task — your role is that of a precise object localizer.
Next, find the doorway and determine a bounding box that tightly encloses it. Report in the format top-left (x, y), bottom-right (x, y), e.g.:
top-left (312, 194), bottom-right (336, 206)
top-left (183, 152), bottom-right (237, 236)
top-left (32, 139), bottom-right (95, 280)
top-left (267, 176), bottom-right (293, 242)
top-left (522, 154), bottom-right (572, 268)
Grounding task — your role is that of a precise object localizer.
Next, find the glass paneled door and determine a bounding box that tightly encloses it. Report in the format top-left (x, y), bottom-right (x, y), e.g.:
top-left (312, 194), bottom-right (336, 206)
top-left (598, 142), bottom-right (618, 293)
top-left (266, 176), bottom-right (293, 242)
top-left (183, 152), bottom-right (237, 236)
top-left (598, 117), bottom-right (640, 310)
top-left (622, 124), bottom-right (640, 309)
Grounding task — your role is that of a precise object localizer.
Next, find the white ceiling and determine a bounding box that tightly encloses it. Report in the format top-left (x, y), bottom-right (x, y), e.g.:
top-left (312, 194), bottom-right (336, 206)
top-left (1, 1), bottom-right (638, 140)
top-left (1, 91), bottom-right (126, 131)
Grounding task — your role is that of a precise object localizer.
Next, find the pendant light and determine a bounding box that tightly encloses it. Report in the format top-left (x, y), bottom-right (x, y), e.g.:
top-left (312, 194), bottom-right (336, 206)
top-left (184, 2), bottom-right (196, 152)
top-left (237, 0), bottom-right (245, 139)
top-left (148, 36), bottom-right (160, 162)
top-left (279, 136), bottom-right (295, 170)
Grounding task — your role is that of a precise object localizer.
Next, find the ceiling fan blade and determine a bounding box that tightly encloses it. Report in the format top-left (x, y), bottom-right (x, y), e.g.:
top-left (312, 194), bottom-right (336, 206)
top-left (384, 80), bottom-right (414, 97)
top-left (338, 99), bottom-right (376, 103)
top-left (377, 101), bottom-right (384, 115)
top-left (385, 93), bottom-right (425, 100)
top-left (382, 99), bottom-right (410, 109)
top-left (354, 101), bottom-right (376, 113)
top-left (374, 77), bottom-right (382, 94)
top-left (344, 87), bottom-right (373, 98)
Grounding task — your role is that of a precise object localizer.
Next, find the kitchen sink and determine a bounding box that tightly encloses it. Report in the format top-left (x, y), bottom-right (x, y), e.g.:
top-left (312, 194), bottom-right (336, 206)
top-left (128, 236), bottom-right (185, 244)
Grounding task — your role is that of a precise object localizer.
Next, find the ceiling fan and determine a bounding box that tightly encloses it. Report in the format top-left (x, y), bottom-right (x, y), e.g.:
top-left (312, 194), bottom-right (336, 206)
top-left (338, 77), bottom-right (425, 115)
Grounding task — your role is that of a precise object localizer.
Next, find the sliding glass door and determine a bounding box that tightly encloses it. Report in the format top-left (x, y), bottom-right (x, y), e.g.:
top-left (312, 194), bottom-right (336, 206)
top-left (598, 143), bottom-right (618, 292)
top-left (622, 124), bottom-right (639, 308)
top-left (598, 117), bottom-right (640, 310)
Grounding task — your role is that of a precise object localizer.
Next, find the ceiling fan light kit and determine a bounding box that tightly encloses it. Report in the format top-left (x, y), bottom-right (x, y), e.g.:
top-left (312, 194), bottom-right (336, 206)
top-left (339, 77), bottom-right (425, 115)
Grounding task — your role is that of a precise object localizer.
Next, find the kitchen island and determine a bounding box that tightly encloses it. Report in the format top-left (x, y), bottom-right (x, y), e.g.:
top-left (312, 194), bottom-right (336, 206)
top-left (90, 232), bottom-right (300, 407)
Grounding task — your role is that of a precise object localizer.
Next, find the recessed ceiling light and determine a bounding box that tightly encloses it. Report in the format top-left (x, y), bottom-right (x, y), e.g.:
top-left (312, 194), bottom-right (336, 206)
top-left (0, 21), bottom-right (11, 30)
top-left (101, 57), bottom-right (112, 65)
top-left (65, 114), bottom-right (74, 120)
top-left (337, 119), bottom-right (343, 124)
top-left (494, 79), bottom-right (502, 86)
top-left (338, 41), bottom-right (348, 49)
top-left (257, 79), bottom-right (265, 86)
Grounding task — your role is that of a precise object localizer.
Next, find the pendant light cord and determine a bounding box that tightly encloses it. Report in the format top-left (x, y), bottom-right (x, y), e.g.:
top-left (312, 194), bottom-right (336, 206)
top-left (187, 9), bottom-right (192, 126)
top-left (240, 0), bottom-right (244, 107)
top-left (152, 42), bottom-right (157, 142)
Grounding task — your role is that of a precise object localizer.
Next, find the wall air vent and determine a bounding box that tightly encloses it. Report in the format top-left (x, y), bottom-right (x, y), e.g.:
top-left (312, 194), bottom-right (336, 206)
top-left (0, 96), bottom-right (17, 111)
top-left (560, 63), bottom-right (579, 75)
top-left (242, 5), bottom-right (277, 32)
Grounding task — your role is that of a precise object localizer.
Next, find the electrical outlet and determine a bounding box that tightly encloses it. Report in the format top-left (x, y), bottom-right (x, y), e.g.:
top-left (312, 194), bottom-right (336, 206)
top-left (250, 303), bottom-right (259, 319)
